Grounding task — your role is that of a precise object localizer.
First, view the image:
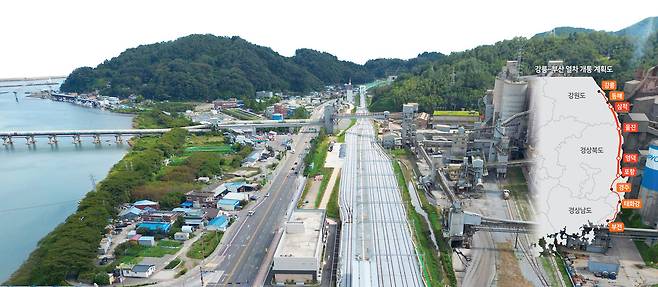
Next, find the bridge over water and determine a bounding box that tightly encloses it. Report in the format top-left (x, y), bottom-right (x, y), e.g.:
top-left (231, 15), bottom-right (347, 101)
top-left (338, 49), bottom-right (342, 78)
top-left (1, 110), bottom-right (389, 145)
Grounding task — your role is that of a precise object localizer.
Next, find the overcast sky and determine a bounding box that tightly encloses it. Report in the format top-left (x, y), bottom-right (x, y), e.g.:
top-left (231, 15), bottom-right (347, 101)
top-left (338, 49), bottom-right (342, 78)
top-left (1, 0), bottom-right (656, 78)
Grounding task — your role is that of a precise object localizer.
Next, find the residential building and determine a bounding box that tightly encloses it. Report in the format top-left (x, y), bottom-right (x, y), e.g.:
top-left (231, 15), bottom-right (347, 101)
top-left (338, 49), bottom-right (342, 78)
top-left (213, 98), bottom-right (240, 109)
top-left (174, 208), bottom-right (207, 226)
top-left (185, 190), bottom-right (218, 208)
top-left (141, 210), bottom-right (179, 224)
top-left (207, 215), bottom-right (230, 231)
top-left (256, 91), bottom-right (274, 98)
top-left (118, 206), bottom-right (143, 221)
top-left (123, 264), bottom-right (156, 278)
top-left (217, 199), bottom-right (241, 211)
top-left (223, 192), bottom-right (249, 201)
top-left (133, 200), bottom-right (159, 210)
top-left (274, 103), bottom-right (287, 115)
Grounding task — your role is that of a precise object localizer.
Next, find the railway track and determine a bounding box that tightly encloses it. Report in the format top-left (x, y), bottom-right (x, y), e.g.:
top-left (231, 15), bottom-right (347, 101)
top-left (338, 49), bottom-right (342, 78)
top-left (504, 191), bottom-right (550, 286)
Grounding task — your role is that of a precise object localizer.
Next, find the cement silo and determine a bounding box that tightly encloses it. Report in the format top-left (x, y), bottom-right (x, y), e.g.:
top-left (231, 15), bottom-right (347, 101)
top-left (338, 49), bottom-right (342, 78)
top-left (493, 61), bottom-right (528, 124)
top-left (638, 141), bottom-right (658, 228)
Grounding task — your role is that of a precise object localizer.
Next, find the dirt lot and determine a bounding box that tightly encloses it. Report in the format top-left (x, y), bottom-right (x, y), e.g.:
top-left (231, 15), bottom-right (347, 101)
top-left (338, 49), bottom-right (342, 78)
top-left (497, 242), bottom-right (533, 287)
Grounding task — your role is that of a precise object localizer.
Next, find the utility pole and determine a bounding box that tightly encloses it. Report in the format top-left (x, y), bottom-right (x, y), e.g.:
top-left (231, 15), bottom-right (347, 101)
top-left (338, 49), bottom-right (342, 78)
top-left (89, 174), bottom-right (97, 192)
top-left (200, 234), bottom-right (206, 286)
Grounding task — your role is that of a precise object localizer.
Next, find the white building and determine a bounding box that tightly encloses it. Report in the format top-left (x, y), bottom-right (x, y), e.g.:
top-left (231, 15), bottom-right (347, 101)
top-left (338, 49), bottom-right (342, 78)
top-left (272, 209), bottom-right (326, 285)
top-left (123, 264), bottom-right (156, 278)
top-left (174, 232), bottom-right (190, 241)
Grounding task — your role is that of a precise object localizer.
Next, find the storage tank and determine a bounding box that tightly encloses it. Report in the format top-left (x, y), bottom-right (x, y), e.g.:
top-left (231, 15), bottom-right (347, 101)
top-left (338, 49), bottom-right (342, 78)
top-left (638, 141), bottom-right (658, 228)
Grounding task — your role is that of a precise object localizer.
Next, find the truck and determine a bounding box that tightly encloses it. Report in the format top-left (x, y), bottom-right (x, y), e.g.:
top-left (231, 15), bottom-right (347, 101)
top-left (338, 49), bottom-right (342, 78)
top-left (502, 189), bottom-right (510, 200)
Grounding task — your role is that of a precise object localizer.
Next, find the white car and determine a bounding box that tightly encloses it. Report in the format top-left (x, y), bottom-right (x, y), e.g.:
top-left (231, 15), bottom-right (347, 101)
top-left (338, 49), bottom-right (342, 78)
top-left (265, 193), bottom-right (270, 197)
top-left (248, 210), bottom-right (255, 216)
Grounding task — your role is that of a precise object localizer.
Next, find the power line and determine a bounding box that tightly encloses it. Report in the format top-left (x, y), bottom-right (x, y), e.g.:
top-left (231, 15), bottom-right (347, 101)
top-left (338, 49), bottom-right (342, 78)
top-left (0, 199), bottom-right (79, 214)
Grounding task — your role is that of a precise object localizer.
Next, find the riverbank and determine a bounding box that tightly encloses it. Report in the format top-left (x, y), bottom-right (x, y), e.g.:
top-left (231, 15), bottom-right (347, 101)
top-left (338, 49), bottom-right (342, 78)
top-left (0, 87), bottom-right (135, 282)
top-left (5, 129), bottom-right (189, 285)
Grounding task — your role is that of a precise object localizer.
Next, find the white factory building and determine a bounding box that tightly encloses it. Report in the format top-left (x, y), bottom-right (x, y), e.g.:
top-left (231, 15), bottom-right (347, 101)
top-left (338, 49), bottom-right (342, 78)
top-left (272, 209), bottom-right (326, 285)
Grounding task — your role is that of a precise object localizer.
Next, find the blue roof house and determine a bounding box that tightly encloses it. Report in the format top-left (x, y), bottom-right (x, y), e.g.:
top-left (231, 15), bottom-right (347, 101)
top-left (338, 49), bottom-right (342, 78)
top-left (207, 215), bottom-right (230, 231)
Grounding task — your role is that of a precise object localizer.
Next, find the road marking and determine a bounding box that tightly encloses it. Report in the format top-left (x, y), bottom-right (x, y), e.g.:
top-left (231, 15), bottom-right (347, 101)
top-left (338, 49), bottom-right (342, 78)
top-left (221, 134), bottom-right (310, 284)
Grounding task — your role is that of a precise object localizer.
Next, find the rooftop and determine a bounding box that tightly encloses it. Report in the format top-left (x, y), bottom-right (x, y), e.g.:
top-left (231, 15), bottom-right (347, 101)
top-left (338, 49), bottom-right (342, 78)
top-left (137, 222), bottom-right (171, 231)
top-left (433, 110), bottom-right (480, 117)
top-left (274, 209), bottom-right (325, 259)
top-left (208, 215), bottom-right (229, 227)
top-left (132, 264), bottom-right (155, 272)
top-left (218, 199), bottom-right (241, 206)
top-left (134, 200), bottom-right (158, 206)
top-left (223, 192), bottom-right (248, 201)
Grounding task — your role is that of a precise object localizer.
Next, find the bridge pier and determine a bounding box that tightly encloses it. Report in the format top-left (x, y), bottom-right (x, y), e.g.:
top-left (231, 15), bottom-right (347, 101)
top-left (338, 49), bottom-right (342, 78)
top-left (48, 135), bottom-right (58, 145)
top-left (25, 136), bottom-right (36, 145)
top-left (72, 134), bottom-right (81, 144)
top-left (2, 136), bottom-right (13, 146)
top-left (92, 134), bottom-right (101, 144)
top-left (115, 134), bottom-right (123, 144)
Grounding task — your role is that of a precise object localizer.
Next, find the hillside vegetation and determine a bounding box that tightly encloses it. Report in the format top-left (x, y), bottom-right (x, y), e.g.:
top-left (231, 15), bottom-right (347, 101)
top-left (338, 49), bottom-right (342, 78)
top-left (60, 34), bottom-right (421, 101)
top-left (369, 32), bottom-right (639, 112)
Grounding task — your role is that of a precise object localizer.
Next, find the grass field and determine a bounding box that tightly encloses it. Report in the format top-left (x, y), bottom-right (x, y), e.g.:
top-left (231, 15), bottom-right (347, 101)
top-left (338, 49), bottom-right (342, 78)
top-left (432, 110), bottom-right (480, 117)
top-left (187, 231), bottom-right (223, 259)
top-left (634, 240), bottom-right (658, 269)
top-left (303, 133), bottom-right (330, 177)
top-left (393, 160), bottom-right (446, 286)
top-left (222, 108), bottom-right (259, 120)
top-left (117, 242), bottom-right (182, 265)
top-left (395, 151), bottom-right (457, 286)
top-left (326, 173), bottom-right (341, 219)
top-left (164, 258), bottom-right (182, 269)
top-left (337, 119), bottom-right (357, 143)
top-left (504, 166), bottom-right (532, 220)
top-left (184, 145), bottom-right (234, 153)
top-left (314, 168), bottom-right (333, 208)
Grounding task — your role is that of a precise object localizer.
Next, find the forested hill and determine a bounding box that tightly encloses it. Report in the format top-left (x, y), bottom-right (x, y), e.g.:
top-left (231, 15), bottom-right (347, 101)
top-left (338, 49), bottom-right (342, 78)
top-left (60, 34), bottom-right (422, 101)
top-left (369, 31), bottom-right (641, 113)
top-left (61, 35), bottom-right (324, 101)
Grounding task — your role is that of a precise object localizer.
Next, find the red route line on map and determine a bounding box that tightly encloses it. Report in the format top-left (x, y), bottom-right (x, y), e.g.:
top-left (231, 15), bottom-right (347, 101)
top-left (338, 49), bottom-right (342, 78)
top-left (597, 89), bottom-right (623, 222)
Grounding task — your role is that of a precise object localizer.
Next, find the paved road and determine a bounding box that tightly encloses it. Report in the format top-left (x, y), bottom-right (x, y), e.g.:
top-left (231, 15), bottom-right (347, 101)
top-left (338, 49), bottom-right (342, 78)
top-left (157, 104), bottom-right (329, 287)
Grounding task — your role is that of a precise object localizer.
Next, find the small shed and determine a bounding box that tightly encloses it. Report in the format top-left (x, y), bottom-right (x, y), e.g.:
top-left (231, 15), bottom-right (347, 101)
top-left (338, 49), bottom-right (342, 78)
top-left (174, 232), bottom-right (190, 241)
top-left (138, 236), bottom-right (156, 247)
top-left (217, 199), bottom-right (241, 211)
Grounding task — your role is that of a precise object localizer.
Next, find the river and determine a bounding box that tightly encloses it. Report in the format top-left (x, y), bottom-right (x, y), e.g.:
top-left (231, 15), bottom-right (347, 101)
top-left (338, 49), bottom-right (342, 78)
top-left (0, 81), bottom-right (133, 282)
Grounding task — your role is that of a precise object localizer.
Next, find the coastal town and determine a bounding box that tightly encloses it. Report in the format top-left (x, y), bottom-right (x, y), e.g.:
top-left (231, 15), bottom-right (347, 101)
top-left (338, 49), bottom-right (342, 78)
top-left (2, 4), bottom-right (658, 287)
